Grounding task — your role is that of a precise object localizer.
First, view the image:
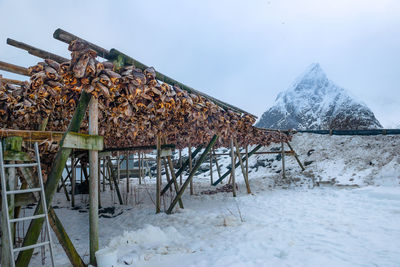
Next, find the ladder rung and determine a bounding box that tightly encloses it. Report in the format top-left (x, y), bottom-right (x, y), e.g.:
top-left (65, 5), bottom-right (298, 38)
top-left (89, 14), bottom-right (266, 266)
top-left (9, 214), bottom-right (45, 223)
top-left (6, 188), bottom-right (41, 194)
top-left (13, 241), bottom-right (50, 253)
top-left (4, 162), bottom-right (38, 168)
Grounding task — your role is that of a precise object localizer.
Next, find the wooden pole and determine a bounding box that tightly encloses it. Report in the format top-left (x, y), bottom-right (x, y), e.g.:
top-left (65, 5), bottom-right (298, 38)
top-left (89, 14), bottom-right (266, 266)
top-left (138, 152), bottom-right (142, 185)
top-left (88, 97), bottom-right (99, 265)
top-left (102, 157), bottom-right (106, 192)
top-left (0, 60), bottom-right (29, 76)
top-left (117, 152), bottom-right (120, 183)
top-left (213, 148), bottom-right (222, 180)
top-left (16, 91), bottom-right (92, 266)
top-left (286, 142), bottom-right (305, 171)
top-left (245, 145), bottom-right (249, 185)
top-left (97, 158), bottom-right (101, 208)
top-left (156, 135), bottom-right (162, 213)
top-left (209, 150), bottom-right (213, 185)
top-left (281, 142), bottom-right (286, 181)
top-left (212, 145), bottom-right (262, 186)
top-left (161, 145), bottom-right (204, 195)
top-left (0, 77), bottom-right (26, 86)
top-left (106, 157), bottom-right (123, 205)
top-left (189, 146), bottom-right (193, 195)
top-left (7, 38), bottom-right (68, 63)
top-left (166, 135), bottom-right (218, 214)
top-left (179, 149), bottom-right (183, 185)
top-left (48, 208), bottom-right (86, 267)
top-left (71, 152), bottom-right (76, 207)
top-left (126, 153), bottom-right (130, 194)
top-left (163, 158), bottom-right (172, 192)
top-left (230, 138), bottom-right (236, 197)
top-left (234, 139), bottom-right (251, 194)
top-left (166, 156), bottom-right (184, 209)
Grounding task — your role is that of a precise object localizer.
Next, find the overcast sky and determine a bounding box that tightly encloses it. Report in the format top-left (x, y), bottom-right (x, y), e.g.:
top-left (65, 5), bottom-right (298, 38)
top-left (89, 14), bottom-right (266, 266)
top-left (1, 0), bottom-right (399, 127)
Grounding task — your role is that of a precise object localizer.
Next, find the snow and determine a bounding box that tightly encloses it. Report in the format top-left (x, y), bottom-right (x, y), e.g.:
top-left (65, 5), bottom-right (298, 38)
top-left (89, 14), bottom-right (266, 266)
top-left (15, 133), bottom-right (400, 266)
top-left (257, 63), bottom-right (382, 130)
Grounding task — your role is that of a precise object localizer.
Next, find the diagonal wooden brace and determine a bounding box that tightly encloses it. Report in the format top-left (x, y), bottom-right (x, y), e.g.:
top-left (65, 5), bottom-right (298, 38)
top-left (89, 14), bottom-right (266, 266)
top-left (166, 135), bottom-right (218, 214)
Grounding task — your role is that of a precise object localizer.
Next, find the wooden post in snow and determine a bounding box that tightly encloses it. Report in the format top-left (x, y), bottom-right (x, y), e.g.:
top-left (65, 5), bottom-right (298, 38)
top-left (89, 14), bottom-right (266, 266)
top-left (245, 146), bottom-right (249, 185)
top-left (126, 153), bottom-right (129, 195)
top-left (281, 142), bottom-right (286, 181)
top-left (71, 152), bottom-right (76, 207)
top-left (189, 146), bottom-right (193, 195)
top-left (156, 135), bottom-right (162, 213)
top-left (138, 152), bottom-right (142, 185)
top-left (230, 137), bottom-right (236, 197)
top-left (88, 97), bottom-right (99, 265)
top-left (209, 150), bottom-right (213, 185)
top-left (117, 152), bottom-right (120, 183)
top-left (166, 156), bottom-right (184, 209)
top-left (234, 139), bottom-right (251, 194)
top-left (179, 149), bottom-right (183, 185)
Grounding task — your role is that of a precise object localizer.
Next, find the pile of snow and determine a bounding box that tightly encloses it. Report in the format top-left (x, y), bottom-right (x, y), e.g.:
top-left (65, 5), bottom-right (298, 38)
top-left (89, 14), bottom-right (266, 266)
top-left (25, 133), bottom-right (400, 266)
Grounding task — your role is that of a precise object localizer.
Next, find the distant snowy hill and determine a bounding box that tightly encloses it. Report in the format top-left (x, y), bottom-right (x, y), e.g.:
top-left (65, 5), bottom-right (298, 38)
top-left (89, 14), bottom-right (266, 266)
top-left (256, 63), bottom-right (382, 130)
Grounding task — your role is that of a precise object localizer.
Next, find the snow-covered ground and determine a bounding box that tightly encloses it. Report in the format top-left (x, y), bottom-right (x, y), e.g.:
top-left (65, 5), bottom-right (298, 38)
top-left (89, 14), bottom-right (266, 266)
top-left (23, 133), bottom-right (400, 266)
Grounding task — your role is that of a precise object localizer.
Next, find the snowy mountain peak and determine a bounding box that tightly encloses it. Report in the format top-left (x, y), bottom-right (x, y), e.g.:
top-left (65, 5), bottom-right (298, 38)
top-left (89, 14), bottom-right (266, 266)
top-left (256, 64), bottom-right (382, 130)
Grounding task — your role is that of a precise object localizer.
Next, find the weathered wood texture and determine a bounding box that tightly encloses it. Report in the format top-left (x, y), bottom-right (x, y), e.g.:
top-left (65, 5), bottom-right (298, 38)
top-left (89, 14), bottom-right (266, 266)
top-left (16, 91), bottom-right (92, 266)
top-left (0, 60), bottom-right (29, 76)
top-left (7, 38), bottom-right (68, 63)
top-left (88, 97), bottom-right (99, 265)
top-left (166, 135), bottom-right (218, 214)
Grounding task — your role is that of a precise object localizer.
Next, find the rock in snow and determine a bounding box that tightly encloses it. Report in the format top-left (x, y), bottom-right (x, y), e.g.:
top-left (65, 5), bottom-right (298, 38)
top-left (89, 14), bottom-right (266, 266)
top-left (256, 63), bottom-right (382, 130)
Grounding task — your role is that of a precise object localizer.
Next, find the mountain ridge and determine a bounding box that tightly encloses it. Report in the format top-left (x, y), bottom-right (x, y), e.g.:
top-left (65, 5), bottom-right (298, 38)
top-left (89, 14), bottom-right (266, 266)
top-left (256, 63), bottom-right (382, 130)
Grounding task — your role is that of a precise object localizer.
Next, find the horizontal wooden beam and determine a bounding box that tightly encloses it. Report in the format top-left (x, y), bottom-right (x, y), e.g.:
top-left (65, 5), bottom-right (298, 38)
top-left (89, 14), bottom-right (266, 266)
top-left (0, 60), bottom-right (29, 76)
top-left (0, 77), bottom-right (26, 86)
top-left (0, 129), bottom-right (64, 142)
top-left (7, 38), bottom-right (69, 63)
top-left (102, 144), bottom-right (175, 152)
top-left (63, 132), bottom-right (103, 151)
top-left (213, 151), bottom-right (294, 156)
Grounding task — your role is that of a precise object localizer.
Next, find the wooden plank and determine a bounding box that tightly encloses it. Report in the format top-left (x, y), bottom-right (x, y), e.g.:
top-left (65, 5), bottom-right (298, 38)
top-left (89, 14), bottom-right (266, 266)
top-left (166, 135), bottom-right (218, 214)
top-left (15, 91), bottom-right (92, 267)
top-left (3, 150), bottom-right (32, 161)
top-left (88, 97), bottom-right (99, 265)
top-left (7, 38), bottom-right (68, 63)
top-left (0, 60), bottom-right (29, 76)
top-left (102, 144), bottom-right (175, 152)
top-left (0, 129), bottom-right (64, 142)
top-left (63, 132), bottom-right (103, 151)
top-left (212, 145), bottom-right (262, 186)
